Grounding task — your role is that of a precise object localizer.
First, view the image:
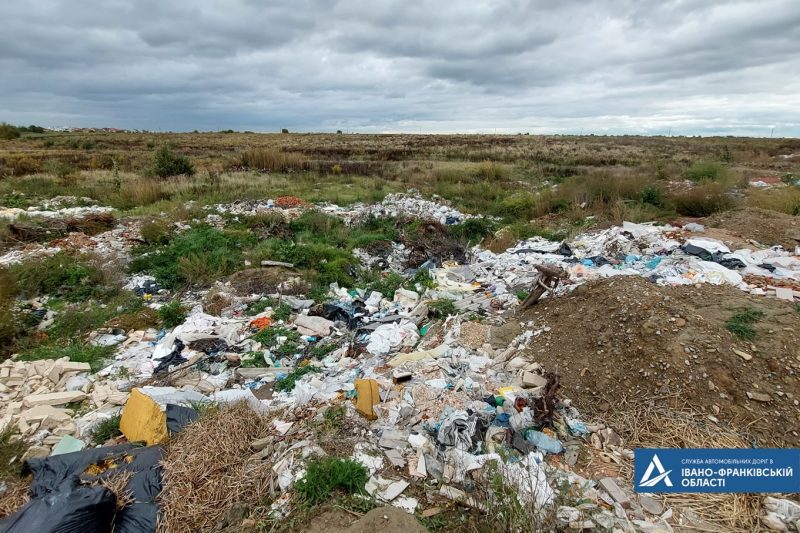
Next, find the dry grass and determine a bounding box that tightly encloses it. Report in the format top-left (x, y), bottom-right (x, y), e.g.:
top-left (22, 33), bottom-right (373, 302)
top-left (0, 479), bottom-right (30, 519)
top-left (747, 187), bottom-right (800, 215)
top-left (157, 403), bottom-right (274, 533)
top-left (607, 398), bottom-right (761, 532)
top-left (239, 148), bottom-right (309, 172)
top-left (98, 469), bottom-right (135, 511)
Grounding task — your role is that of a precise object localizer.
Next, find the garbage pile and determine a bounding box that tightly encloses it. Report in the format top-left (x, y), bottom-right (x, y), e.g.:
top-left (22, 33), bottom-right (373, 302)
top-left (473, 221), bottom-right (800, 303)
top-left (2, 194), bottom-right (799, 531)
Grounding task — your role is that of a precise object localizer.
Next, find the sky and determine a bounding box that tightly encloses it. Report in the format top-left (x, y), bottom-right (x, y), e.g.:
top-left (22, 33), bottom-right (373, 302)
top-left (1, 0), bottom-right (799, 136)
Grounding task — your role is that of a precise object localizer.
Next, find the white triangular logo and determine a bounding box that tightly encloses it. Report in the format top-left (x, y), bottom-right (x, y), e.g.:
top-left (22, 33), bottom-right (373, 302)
top-left (639, 453), bottom-right (673, 487)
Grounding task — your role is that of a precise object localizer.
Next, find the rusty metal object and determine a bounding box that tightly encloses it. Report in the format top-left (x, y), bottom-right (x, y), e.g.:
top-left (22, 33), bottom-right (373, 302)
top-left (520, 264), bottom-right (566, 310)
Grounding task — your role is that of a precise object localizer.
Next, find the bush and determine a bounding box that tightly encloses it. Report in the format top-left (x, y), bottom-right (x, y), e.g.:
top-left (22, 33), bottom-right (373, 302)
top-left (641, 185), bottom-right (665, 207)
top-left (140, 220), bottom-right (172, 244)
top-left (0, 123), bottom-right (21, 140)
top-left (295, 457), bottom-right (368, 504)
top-left (672, 183), bottom-right (735, 216)
top-left (159, 300), bottom-right (187, 329)
top-left (151, 146), bottom-right (194, 178)
top-left (687, 161), bottom-right (725, 182)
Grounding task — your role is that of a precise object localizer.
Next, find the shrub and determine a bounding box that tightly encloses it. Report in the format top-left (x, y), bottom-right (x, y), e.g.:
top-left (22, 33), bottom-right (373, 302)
top-left (151, 146), bottom-right (194, 178)
top-left (140, 220), bottom-right (172, 245)
top-left (0, 123), bottom-right (21, 140)
top-left (364, 272), bottom-right (405, 299)
top-left (242, 211), bottom-right (289, 238)
top-left (641, 185), bottom-right (665, 207)
top-left (672, 183), bottom-right (735, 216)
top-left (159, 300), bottom-right (187, 329)
top-left (295, 457), bottom-right (368, 504)
top-left (252, 325), bottom-right (300, 347)
top-left (281, 128), bottom-right (289, 134)
top-left (450, 217), bottom-right (496, 245)
top-left (687, 161), bottom-right (725, 182)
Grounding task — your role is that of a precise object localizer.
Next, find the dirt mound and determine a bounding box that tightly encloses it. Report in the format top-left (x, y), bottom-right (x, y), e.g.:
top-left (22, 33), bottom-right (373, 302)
top-left (304, 506), bottom-right (426, 533)
top-left (520, 277), bottom-right (800, 447)
top-left (704, 207), bottom-right (800, 249)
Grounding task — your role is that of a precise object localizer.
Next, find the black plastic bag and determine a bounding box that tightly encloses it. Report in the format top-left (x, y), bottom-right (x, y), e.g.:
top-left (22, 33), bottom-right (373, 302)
top-left (8, 443), bottom-right (165, 533)
top-left (0, 477), bottom-right (115, 533)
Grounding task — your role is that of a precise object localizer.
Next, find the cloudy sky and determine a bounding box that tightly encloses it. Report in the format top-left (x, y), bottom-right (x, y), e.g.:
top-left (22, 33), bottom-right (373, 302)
top-left (1, 0), bottom-right (799, 135)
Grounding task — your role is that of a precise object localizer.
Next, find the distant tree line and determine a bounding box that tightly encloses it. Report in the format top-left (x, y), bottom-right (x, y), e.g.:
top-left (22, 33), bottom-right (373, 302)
top-left (0, 122), bottom-right (46, 139)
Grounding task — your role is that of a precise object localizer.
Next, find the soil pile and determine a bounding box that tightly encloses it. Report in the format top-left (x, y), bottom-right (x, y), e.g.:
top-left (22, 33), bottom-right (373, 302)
top-left (521, 276), bottom-right (800, 447)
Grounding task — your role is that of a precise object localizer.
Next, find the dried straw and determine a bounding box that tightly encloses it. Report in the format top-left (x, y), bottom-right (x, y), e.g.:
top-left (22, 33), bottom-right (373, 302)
top-left (157, 403), bottom-right (273, 533)
top-left (0, 480), bottom-right (29, 519)
top-left (607, 397), bottom-right (761, 532)
top-left (98, 469), bottom-right (135, 511)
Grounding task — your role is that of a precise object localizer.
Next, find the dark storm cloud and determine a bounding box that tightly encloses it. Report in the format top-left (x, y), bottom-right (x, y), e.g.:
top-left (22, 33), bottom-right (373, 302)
top-left (0, 0), bottom-right (798, 135)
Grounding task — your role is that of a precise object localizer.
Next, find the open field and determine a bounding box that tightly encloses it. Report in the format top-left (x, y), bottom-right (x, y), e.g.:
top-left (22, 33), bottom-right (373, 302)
top-left (1, 132), bottom-right (799, 532)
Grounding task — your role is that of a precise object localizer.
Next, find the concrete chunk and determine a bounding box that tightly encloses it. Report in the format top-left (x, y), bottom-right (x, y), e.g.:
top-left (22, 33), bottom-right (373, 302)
top-left (294, 315), bottom-right (334, 337)
top-left (599, 477), bottom-right (630, 508)
top-left (60, 362), bottom-right (91, 373)
top-left (522, 371), bottom-right (548, 388)
top-left (23, 391), bottom-right (86, 407)
top-left (20, 404), bottom-right (72, 423)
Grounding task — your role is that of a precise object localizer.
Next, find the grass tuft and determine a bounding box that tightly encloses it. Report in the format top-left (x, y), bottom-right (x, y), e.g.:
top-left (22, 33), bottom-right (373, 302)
top-left (725, 307), bottom-right (764, 340)
top-left (294, 457), bottom-right (368, 505)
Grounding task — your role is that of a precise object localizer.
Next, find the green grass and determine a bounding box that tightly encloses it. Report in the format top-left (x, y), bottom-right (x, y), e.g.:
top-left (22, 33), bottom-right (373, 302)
top-left (91, 414), bottom-right (122, 445)
top-left (245, 298), bottom-right (292, 321)
top-left (725, 307), bottom-right (765, 340)
top-left (429, 298), bottom-right (458, 318)
top-left (308, 342), bottom-right (337, 359)
top-left (159, 299), bottom-right (187, 329)
top-left (129, 225), bottom-right (255, 288)
top-left (16, 342), bottom-right (116, 372)
top-left (687, 161), bottom-right (726, 182)
top-left (294, 457), bottom-right (368, 504)
top-left (7, 252), bottom-right (114, 302)
top-left (0, 426), bottom-right (29, 480)
top-left (275, 364), bottom-right (319, 392)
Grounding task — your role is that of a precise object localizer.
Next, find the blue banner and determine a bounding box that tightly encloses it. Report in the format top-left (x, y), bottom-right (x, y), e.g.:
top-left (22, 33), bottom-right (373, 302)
top-left (634, 448), bottom-right (800, 493)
